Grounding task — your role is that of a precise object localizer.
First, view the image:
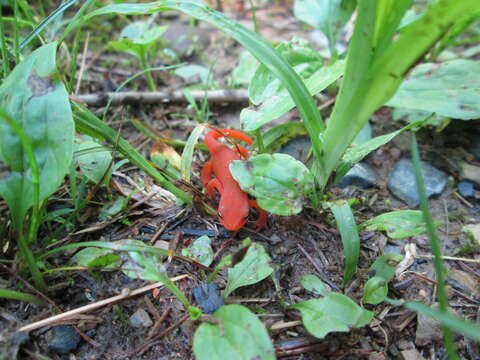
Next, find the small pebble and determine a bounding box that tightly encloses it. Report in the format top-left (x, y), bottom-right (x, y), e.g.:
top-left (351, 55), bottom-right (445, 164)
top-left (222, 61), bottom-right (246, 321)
top-left (130, 308), bottom-right (153, 328)
top-left (192, 283), bottom-right (224, 314)
top-left (337, 163), bottom-right (378, 189)
top-left (457, 181), bottom-right (475, 198)
top-left (387, 159), bottom-right (447, 207)
top-left (47, 325), bottom-right (80, 354)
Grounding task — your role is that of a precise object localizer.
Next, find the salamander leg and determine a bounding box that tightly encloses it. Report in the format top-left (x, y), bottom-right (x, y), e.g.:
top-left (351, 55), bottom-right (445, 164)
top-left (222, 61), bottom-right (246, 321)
top-left (201, 160), bottom-right (213, 188)
top-left (205, 178), bottom-right (223, 198)
top-left (249, 199), bottom-right (267, 231)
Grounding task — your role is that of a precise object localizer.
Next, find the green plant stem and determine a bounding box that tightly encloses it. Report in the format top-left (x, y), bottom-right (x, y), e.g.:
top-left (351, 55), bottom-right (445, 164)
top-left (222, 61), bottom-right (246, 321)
top-left (248, 0), bottom-right (258, 34)
top-left (139, 51), bottom-right (157, 91)
top-left (254, 129), bottom-right (265, 153)
top-left (0, 109), bottom-right (46, 291)
top-left (0, 288), bottom-right (43, 305)
top-left (0, 7), bottom-right (10, 77)
top-left (13, 0), bottom-right (20, 63)
top-left (410, 135), bottom-right (458, 360)
top-left (68, 27), bottom-right (82, 92)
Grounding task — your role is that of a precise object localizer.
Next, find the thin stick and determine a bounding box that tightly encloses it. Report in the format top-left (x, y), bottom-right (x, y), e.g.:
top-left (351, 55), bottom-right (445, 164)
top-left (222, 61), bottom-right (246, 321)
top-left (72, 89), bottom-right (249, 107)
top-left (18, 274), bottom-right (188, 333)
top-left (417, 254), bottom-right (480, 264)
top-left (74, 31), bottom-right (90, 95)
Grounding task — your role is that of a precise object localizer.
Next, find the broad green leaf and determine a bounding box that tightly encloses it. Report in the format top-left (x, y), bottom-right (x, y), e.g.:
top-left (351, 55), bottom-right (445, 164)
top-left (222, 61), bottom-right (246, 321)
top-left (109, 21), bottom-right (168, 59)
top-left (362, 253), bottom-right (403, 305)
top-left (230, 153), bottom-right (315, 216)
top-left (291, 293), bottom-right (373, 339)
top-left (329, 201), bottom-right (360, 286)
top-left (369, 253), bottom-right (403, 282)
top-left (387, 60), bottom-right (480, 120)
top-left (262, 122), bottom-right (307, 151)
top-left (362, 276), bottom-right (388, 305)
top-left (249, 38), bottom-right (323, 105)
top-left (293, 0), bottom-right (355, 57)
top-left (229, 51), bottom-right (259, 88)
top-left (241, 60), bottom-right (344, 131)
top-left (193, 305), bottom-right (275, 360)
top-left (362, 210), bottom-right (432, 239)
top-left (71, 247), bottom-right (120, 268)
top-left (75, 140), bottom-right (113, 184)
top-left (0, 42), bottom-right (74, 230)
top-left (302, 274), bottom-right (330, 296)
top-left (224, 243), bottom-right (273, 297)
top-left (182, 235), bottom-right (213, 266)
top-left (175, 64), bottom-right (212, 86)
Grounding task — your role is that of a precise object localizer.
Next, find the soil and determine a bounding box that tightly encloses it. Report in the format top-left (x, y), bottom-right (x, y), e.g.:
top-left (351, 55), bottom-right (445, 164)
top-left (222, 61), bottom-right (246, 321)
top-left (1, 2), bottom-right (479, 360)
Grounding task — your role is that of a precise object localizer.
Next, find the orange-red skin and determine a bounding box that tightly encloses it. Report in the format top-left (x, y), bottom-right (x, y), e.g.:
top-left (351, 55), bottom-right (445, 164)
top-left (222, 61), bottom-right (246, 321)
top-left (202, 129), bottom-right (264, 231)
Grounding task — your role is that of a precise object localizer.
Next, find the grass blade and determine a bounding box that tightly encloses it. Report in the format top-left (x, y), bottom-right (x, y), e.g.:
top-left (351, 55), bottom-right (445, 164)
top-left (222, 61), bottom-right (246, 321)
top-left (411, 134), bottom-right (458, 359)
top-left (72, 102), bottom-right (192, 204)
top-left (20, 0), bottom-right (78, 49)
top-left (181, 124), bottom-right (206, 183)
top-left (329, 201), bottom-right (360, 286)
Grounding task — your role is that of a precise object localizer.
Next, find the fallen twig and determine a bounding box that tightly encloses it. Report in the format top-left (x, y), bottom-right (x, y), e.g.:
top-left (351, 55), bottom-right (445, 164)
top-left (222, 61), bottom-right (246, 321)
top-left (17, 274), bottom-right (188, 333)
top-left (72, 89), bottom-right (249, 107)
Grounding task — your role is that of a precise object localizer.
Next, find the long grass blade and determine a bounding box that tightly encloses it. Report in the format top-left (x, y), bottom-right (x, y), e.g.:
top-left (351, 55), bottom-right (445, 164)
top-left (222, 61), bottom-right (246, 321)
top-left (329, 201), bottom-right (360, 286)
top-left (411, 135), bottom-right (458, 359)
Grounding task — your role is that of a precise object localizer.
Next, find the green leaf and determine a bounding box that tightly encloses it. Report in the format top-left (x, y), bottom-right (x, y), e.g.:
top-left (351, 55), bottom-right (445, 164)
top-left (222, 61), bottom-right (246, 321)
top-left (75, 140), bottom-right (113, 184)
top-left (181, 124), bottom-right (206, 183)
top-left (249, 38), bottom-right (323, 105)
top-left (362, 276), bottom-right (388, 305)
top-left (109, 21), bottom-right (168, 59)
top-left (182, 235), bottom-right (213, 267)
top-left (329, 201), bottom-right (360, 286)
top-left (72, 247), bottom-right (120, 268)
top-left (193, 305), bottom-right (275, 360)
top-left (230, 153), bottom-right (315, 216)
top-left (370, 253), bottom-right (403, 282)
top-left (293, 0), bottom-right (355, 57)
top-left (0, 42), bottom-right (74, 230)
top-left (224, 242), bottom-right (273, 297)
top-left (291, 293), bottom-right (373, 339)
top-left (99, 196), bottom-right (128, 221)
top-left (302, 274), bottom-right (330, 296)
top-left (175, 64), bottom-right (213, 86)
top-left (229, 50), bottom-right (259, 88)
top-left (362, 210), bottom-right (432, 239)
top-left (241, 60), bottom-right (344, 132)
top-left (387, 60), bottom-right (480, 120)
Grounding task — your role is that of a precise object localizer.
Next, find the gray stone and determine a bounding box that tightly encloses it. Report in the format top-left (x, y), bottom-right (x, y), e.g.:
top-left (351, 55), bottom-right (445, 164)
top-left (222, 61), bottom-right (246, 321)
top-left (278, 136), bottom-right (312, 164)
top-left (384, 245), bottom-right (402, 255)
top-left (458, 181), bottom-right (475, 198)
top-left (47, 325), bottom-right (80, 354)
top-left (337, 163), bottom-right (378, 189)
top-left (415, 309), bottom-right (443, 346)
top-left (129, 308), bottom-right (153, 328)
top-left (352, 122), bottom-right (372, 145)
top-left (459, 161), bottom-right (480, 185)
top-left (387, 159), bottom-right (447, 207)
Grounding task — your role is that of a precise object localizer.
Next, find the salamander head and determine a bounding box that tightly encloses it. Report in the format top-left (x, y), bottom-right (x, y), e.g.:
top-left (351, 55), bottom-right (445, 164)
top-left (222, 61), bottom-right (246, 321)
top-left (218, 197), bottom-right (249, 231)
